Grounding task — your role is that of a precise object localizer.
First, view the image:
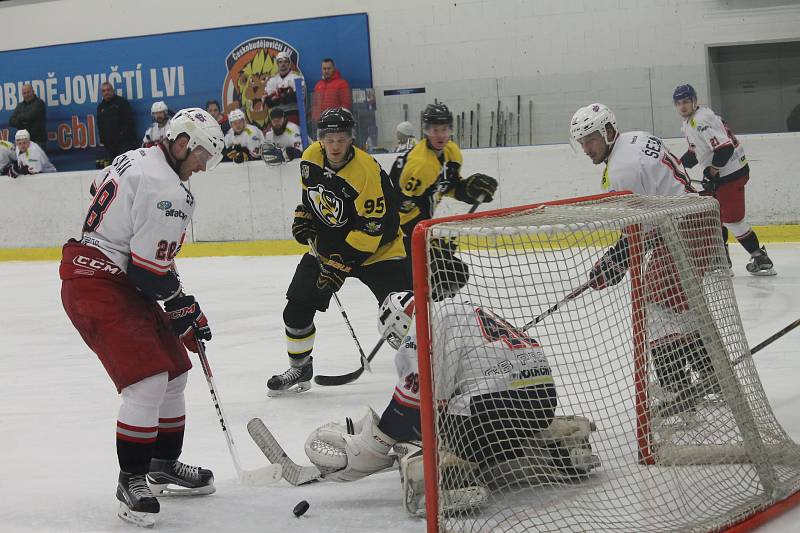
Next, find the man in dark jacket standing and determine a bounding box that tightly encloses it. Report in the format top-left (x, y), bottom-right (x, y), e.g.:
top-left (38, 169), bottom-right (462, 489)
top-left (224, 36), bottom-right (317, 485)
top-left (10, 84), bottom-right (47, 150)
top-left (96, 82), bottom-right (138, 160)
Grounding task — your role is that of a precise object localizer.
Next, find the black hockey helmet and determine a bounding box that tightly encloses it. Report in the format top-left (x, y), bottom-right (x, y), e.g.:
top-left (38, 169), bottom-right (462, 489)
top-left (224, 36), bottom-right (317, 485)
top-left (317, 107), bottom-right (355, 137)
top-left (422, 103), bottom-right (453, 127)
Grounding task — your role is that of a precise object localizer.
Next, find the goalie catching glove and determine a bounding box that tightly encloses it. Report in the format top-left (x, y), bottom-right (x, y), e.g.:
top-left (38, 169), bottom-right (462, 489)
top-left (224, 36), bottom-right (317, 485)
top-left (588, 236), bottom-right (629, 290)
top-left (304, 408), bottom-right (396, 482)
top-left (292, 204), bottom-right (316, 245)
top-left (454, 173), bottom-right (498, 203)
top-left (163, 294), bottom-right (211, 353)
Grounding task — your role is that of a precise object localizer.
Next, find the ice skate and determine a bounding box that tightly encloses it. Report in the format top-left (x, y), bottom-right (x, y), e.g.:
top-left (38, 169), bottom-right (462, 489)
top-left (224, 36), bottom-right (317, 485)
top-left (746, 246), bottom-right (776, 276)
top-left (267, 356), bottom-right (313, 396)
top-left (147, 458), bottom-right (216, 496)
top-left (116, 471), bottom-right (159, 528)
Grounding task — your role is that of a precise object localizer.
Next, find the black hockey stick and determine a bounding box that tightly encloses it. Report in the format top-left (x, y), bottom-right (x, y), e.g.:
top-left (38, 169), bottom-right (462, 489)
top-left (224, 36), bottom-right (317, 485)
top-left (732, 317), bottom-right (800, 366)
top-left (195, 338), bottom-right (282, 485)
top-left (313, 199), bottom-right (487, 387)
top-left (521, 281), bottom-right (592, 331)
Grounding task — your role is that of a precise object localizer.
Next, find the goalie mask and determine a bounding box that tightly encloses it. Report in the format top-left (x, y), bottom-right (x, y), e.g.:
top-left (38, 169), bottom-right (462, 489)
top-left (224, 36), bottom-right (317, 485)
top-left (378, 291), bottom-right (415, 349)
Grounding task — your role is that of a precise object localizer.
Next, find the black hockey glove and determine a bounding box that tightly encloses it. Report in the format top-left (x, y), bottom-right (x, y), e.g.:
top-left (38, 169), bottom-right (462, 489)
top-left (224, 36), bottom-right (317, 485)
top-left (316, 252), bottom-right (353, 294)
top-left (261, 142), bottom-right (286, 165)
top-left (285, 146), bottom-right (303, 161)
top-left (164, 294), bottom-right (211, 353)
top-left (292, 204), bottom-right (317, 245)
top-left (454, 173), bottom-right (498, 203)
top-left (701, 167), bottom-right (720, 193)
top-left (588, 237), bottom-right (629, 290)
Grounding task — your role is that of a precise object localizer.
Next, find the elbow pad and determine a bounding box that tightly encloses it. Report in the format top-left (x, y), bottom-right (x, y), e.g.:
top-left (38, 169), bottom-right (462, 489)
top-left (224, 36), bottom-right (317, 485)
top-left (711, 145), bottom-right (734, 169)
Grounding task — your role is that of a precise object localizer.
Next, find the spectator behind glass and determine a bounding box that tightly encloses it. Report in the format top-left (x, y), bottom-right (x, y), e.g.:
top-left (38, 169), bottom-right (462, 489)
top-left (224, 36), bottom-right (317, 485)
top-left (206, 100), bottom-right (230, 135)
top-left (9, 83), bottom-right (47, 150)
top-left (15, 129), bottom-right (56, 174)
top-left (96, 82), bottom-right (139, 161)
top-left (264, 51), bottom-right (304, 126)
top-left (312, 58), bottom-right (352, 124)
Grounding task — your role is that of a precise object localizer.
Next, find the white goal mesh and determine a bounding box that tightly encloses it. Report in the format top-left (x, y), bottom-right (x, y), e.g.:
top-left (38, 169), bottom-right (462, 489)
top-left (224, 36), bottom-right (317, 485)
top-left (412, 193), bottom-right (800, 533)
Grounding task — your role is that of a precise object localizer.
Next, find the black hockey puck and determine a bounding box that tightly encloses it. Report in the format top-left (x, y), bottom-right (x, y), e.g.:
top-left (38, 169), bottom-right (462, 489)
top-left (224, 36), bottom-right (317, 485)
top-left (293, 500), bottom-right (310, 517)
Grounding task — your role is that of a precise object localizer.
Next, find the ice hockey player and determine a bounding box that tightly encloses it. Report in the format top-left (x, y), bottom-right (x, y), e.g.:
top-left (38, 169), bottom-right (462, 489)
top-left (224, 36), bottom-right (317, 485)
top-left (59, 108), bottom-right (224, 528)
top-left (394, 121), bottom-right (417, 152)
top-left (389, 103), bottom-right (498, 280)
top-left (304, 247), bottom-right (599, 515)
top-left (224, 108), bottom-right (264, 163)
top-left (142, 101), bottom-right (170, 147)
top-left (267, 107), bottom-right (409, 396)
top-left (264, 51), bottom-right (303, 125)
top-left (260, 107), bottom-right (304, 165)
top-left (673, 83), bottom-right (775, 276)
top-left (0, 138), bottom-right (18, 177)
top-left (14, 129), bottom-right (56, 174)
top-left (570, 103), bottom-right (718, 418)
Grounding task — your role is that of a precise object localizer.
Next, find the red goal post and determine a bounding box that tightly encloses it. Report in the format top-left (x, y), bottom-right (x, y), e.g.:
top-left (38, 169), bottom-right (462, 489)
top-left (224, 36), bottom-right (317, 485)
top-left (410, 191), bottom-right (800, 533)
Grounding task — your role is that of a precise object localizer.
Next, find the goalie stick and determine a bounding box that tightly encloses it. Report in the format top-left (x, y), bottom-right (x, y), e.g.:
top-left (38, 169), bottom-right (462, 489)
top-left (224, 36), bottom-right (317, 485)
top-left (313, 199), bottom-right (487, 387)
top-left (521, 281), bottom-right (591, 331)
top-left (246, 418), bottom-right (322, 486)
top-left (196, 339), bottom-right (283, 485)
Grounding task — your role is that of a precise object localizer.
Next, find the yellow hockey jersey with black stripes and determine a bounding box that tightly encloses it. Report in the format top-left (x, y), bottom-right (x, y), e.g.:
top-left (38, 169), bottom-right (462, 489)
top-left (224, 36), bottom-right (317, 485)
top-left (300, 142), bottom-right (404, 266)
top-left (389, 140), bottom-right (463, 226)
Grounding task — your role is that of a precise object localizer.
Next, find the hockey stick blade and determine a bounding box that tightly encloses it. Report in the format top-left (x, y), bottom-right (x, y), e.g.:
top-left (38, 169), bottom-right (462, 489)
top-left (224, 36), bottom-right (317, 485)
top-left (314, 337), bottom-right (385, 386)
top-left (247, 418), bottom-right (322, 486)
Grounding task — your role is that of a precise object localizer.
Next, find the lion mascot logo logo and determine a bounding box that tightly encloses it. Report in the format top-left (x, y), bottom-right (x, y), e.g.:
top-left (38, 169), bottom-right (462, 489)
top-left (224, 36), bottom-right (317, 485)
top-left (222, 37), bottom-right (302, 129)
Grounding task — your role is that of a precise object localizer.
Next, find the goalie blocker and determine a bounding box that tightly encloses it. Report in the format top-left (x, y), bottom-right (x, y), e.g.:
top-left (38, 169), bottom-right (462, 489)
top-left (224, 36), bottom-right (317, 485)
top-left (303, 255), bottom-right (600, 516)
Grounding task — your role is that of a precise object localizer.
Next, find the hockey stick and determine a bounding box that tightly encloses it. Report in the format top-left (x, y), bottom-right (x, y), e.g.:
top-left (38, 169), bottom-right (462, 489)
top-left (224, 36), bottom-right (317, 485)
top-left (521, 281), bottom-right (592, 331)
top-left (308, 239), bottom-right (372, 373)
top-left (313, 199), bottom-right (487, 387)
top-left (247, 417), bottom-right (322, 486)
top-left (732, 317), bottom-right (800, 366)
top-left (195, 338), bottom-right (283, 485)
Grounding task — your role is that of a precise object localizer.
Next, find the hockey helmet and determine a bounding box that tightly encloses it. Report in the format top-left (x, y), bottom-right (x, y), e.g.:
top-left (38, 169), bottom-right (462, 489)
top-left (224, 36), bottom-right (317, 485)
top-left (165, 108), bottom-right (225, 171)
top-left (276, 51), bottom-right (292, 63)
top-left (396, 121), bottom-right (416, 137)
top-left (569, 103), bottom-right (618, 150)
top-left (422, 103), bottom-right (453, 127)
top-left (317, 107), bottom-right (355, 137)
top-left (15, 129), bottom-right (30, 142)
top-left (228, 108), bottom-right (246, 124)
top-left (672, 84), bottom-right (697, 103)
top-left (151, 101), bottom-right (168, 114)
top-left (378, 291), bottom-right (415, 349)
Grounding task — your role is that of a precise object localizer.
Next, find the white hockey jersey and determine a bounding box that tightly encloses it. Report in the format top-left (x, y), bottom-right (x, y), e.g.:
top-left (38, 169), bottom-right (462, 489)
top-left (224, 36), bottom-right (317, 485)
top-left (224, 125), bottom-right (264, 156)
top-left (681, 106), bottom-right (747, 178)
top-left (392, 302), bottom-right (554, 417)
top-left (16, 142), bottom-right (56, 173)
top-left (80, 146), bottom-right (194, 275)
top-left (142, 123), bottom-right (167, 146)
top-left (0, 140), bottom-right (16, 170)
top-left (264, 121), bottom-right (303, 150)
top-left (394, 138), bottom-right (417, 153)
top-left (265, 72), bottom-right (303, 111)
top-left (602, 131), bottom-right (691, 196)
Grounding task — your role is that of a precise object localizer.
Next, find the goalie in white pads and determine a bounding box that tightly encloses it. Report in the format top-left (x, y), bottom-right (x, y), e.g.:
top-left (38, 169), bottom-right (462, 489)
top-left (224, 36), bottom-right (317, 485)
top-left (304, 248), bottom-right (600, 516)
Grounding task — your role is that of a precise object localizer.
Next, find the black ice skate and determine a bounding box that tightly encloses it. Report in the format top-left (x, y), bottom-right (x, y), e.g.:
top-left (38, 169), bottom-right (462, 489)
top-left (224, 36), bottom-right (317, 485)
top-left (147, 458), bottom-right (216, 496)
top-left (267, 356), bottom-right (313, 396)
top-left (116, 471), bottom-right (159, 528)
top-left (746, 247), bottom-right (776, 276)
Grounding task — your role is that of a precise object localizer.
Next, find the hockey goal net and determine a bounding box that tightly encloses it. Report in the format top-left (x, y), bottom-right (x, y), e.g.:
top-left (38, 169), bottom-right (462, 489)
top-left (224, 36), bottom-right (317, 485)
top-left (411, 192), bottom-right (800, 533)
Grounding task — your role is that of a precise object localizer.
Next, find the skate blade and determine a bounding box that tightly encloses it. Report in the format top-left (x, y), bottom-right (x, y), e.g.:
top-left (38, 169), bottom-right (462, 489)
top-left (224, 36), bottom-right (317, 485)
top-left (149, 481), bottom-right (216, 496)
top-left (118, 502), bottom-right (156, 528)
top-left (267, 381), bottom-right (312, 397)
top-left (748, 267), bottom-right (776, 277)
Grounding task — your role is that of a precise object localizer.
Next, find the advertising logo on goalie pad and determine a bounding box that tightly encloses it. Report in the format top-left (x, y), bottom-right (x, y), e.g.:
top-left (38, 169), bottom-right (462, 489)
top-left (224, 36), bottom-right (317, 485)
top-left (307, 184), bottom-right (347, 228)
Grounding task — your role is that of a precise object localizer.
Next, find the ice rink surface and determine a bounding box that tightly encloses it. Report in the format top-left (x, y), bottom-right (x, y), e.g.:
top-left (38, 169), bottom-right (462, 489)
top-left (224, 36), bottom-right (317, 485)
top-left (1, 244), bottom-right (798, 533)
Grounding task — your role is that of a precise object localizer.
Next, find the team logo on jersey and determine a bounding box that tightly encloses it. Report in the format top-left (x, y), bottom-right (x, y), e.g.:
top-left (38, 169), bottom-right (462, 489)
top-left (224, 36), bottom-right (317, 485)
top-left (157, 201), bottom-right (173, 210)
top-left (307, 184), bottom-right (347, 227)
top-left (222, 37), bottom-right (302, 129)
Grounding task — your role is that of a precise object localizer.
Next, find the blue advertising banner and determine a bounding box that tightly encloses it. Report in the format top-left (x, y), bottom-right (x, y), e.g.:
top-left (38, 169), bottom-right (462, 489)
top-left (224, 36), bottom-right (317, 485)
top-left (0, 14), bottom-right (372, 171)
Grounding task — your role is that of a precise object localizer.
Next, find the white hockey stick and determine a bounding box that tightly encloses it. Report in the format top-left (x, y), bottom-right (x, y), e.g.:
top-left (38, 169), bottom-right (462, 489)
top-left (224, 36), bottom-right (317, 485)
top-left (196, 339), bottom-right (283, 485)
top-left (247, 417), bottom-right (322, 486)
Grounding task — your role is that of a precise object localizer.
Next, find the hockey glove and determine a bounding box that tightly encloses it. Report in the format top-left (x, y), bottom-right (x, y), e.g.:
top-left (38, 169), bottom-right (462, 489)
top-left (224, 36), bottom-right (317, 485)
top-left (701, 167), bottom-right (720, 193)
top-left (285, 146), bottom-right (303, 161)
top-left (454, 173), bottom-right (498, 203)
top-left (588, 237), bottom-right (629, 290)
top-left (292, 204), bottom-right (317, 245)
top-left (316, 252), bottom-right (353, 294)
top-left (261, 142), bottom-right (286, 165)
top-left (164, 294), bottom-right (211, 353)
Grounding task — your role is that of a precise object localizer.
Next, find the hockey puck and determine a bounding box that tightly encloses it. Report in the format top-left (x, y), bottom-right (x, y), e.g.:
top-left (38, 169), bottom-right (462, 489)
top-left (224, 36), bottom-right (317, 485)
top-left (293, 500), bottom-right (310, 517)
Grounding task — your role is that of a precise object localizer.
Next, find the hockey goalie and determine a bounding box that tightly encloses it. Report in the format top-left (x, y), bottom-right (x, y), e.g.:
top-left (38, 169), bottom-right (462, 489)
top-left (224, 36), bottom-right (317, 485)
top-left (304, 246), bottom-right (601, 515)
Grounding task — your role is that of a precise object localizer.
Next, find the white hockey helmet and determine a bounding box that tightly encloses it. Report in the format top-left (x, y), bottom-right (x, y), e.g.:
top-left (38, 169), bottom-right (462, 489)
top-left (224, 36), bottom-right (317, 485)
top-left (378, 291), bottom-right (415, 349)
top-left (15, 129), bottom-right (30, 142)
top-left (569, 103), bottom-right (618, 151)
top-left (396, 121), bottom-right (415, 137)
top-left (165, 108), bottom-right (225, 171)
top-left (228, 108), bottom-right (246, 124)
top-left (276, 51), bottom-right (291, 63)
top-left (151, 101), bottom-right (168, 114)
